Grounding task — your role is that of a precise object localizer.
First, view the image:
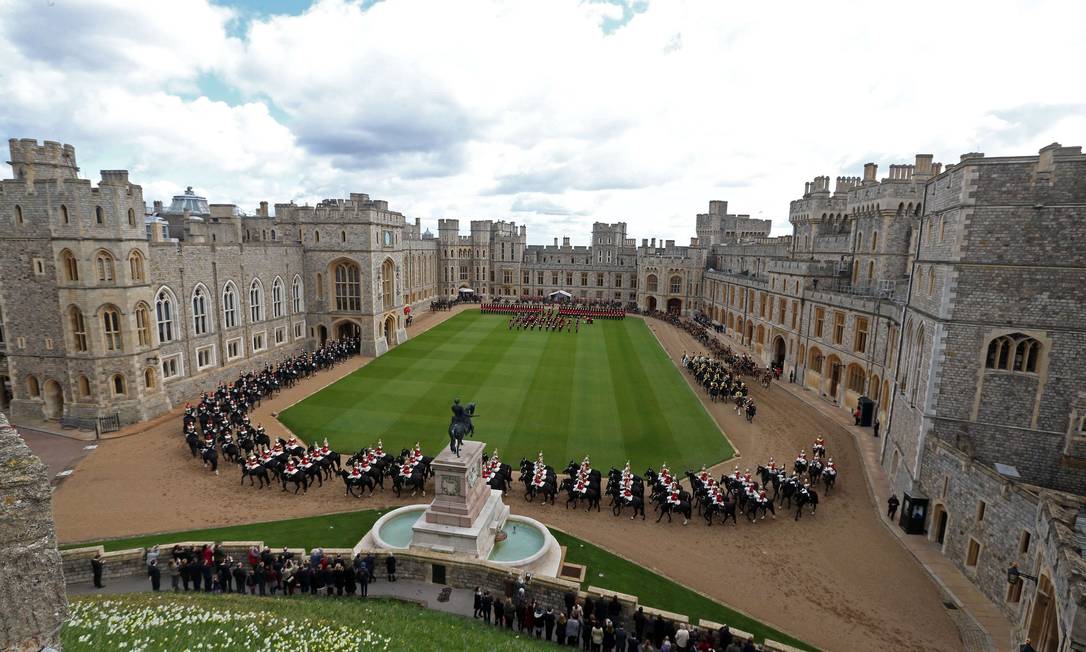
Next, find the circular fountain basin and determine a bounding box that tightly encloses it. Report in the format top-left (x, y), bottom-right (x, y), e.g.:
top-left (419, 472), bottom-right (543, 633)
top-left (487, 515), bottom-right (552, 568)
top-left (371, 505), bottom-right (426, 549)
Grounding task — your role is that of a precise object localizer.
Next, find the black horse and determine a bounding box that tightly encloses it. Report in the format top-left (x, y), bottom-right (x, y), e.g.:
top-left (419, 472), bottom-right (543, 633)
top-left (338, 470), bottom-right (375, 497)
top-left (237, 459), bottom-right (271, 488)
top-left (281, 468), bottom-right (308, 494)
top-left (823, 467), bottom-right (837, 493)
top-left (392, 467), bottom-right (427, 497)
top-left (795, 487), bottom-right (820, 520)
top-left (703, 497), bottom-right (737, 526)
top-left (448, 399), bottom-right (476, 457)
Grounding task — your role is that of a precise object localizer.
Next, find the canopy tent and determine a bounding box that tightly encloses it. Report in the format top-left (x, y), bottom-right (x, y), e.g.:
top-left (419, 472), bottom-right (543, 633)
top-left (458, 288), bottom-right (475, 294)
top-left (548, 290), bottom-right (573, 298)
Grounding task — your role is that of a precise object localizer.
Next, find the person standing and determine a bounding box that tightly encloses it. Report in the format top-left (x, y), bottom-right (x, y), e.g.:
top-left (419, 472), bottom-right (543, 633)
top-left (168, 558), bottom-right (180, 592)
top-left (633, 607), bottom-right (646, 641)
top-left (232, 562), bottom-right (247, 595)
top-left (146, 545), bottom-right (160, 570)
top-left (385, 554), bottom-right (397, 582)
top-left (544, 607), bottom-right (557, 642)
top-left (873, 418), bottom-right (880, 438)
top-left (473, 587), bottom-right (483, 618)
top-left (358, 563), bottom-right (369, 597)
top-left (91, 552), bottom-right (105, 589)
top-left (147, 559), bottom-right (161, 591)
top-left (493, 594), bottom-right (505, 627)
top-left (887, 494), bottom-right (900, 520)
top-left (566, 615), bottom-right (581, 646)
top-left (481, 591), bottom-right (493, 625)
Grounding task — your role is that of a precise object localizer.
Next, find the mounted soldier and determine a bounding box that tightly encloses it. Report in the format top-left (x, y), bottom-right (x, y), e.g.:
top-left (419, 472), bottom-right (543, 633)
top-left (448, 398), bottom-right (477, 456)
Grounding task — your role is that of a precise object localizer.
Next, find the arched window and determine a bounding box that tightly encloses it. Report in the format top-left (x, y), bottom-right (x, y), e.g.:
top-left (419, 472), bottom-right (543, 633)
top-left (144, 367), bottom-right (156, 389)
top-left (26, 375), bottom-right (40, 397)
top-left (222, 282), bottom-right (238, 328)
top-left (871, 231), bottom-right (879, 252)
top-left (316, 272), bottom-right (324, 299)
top-left (14, 205), bottom-right (23, 225)
top-left (95, 251), bottom-right (115, 282)
top-left (78, 375), bottom-right (91, 399)
top-left (986, 333), bottom-right (1041, 373)
top-left (134, 302), bottom-right (151, 346)
top-left (128, 250), bottom-right (145, 281)
top-left (909, 326), bottom-right (925, 403)
top-left (341, 230), bottom-right (346, 243)
top-left (127, 208), bottom-right (136, 227)
top-left (856, 231), bottom-right (864, 251)
top-left (292, 275), bottom-right (303, 313)
top-left (155, 288), bottom-right (176, 343)
top-left (272, 277), bottom-right (284, 318)
top-left (61, 205), bottom-right (70, 224)
top-left (249, 279), bottom-right (264, 322)
top-left (928, 269), bottom-right (936, 296)
top-left (381, 260), bottom-right (394, 308)
top-left (901, 322), bottom-right (914, 393)
top-left (646, 274), bottom-right (658, 293)
top-left (867, 260), bottom-right (875, 281)
top-left (95, 206), bottom-right (104, 224)
top-left (669, 275), bottom-right (682, 294)
top-left (191, 285), bottom-right (210, 336)
top-left (112, 374), bottom-right (127, 396)
top-left (271, 229), bottom-right (276, 240)
top-left (334, 262), bottom-right (361, 311)
top-left (69, 306), bottom-right (88, 352)
top-left (61, 250), bottom-right (79, 281)
top-left (101, 305), bottom-right (123, 351)
top-left (315, 230), bottom-right (321, 243)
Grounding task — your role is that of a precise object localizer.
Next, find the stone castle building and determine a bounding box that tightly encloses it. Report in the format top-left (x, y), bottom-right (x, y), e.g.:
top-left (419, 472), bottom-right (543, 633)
top-left (1, 137), bottom-right (1085, 649)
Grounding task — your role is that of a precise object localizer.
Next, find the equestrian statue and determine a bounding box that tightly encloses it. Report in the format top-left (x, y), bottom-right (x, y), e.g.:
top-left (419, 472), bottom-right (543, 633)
top-left (448, 398), bottom-right (477, 457)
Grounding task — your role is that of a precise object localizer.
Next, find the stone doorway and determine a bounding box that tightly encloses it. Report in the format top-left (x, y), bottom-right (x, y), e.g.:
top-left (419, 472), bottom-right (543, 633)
top-left (772, 336), bottom-right (786, 368)
top-left (666, 298), bottom-right (682, 314)
top-left (42, 379), bottom-right (64, 420)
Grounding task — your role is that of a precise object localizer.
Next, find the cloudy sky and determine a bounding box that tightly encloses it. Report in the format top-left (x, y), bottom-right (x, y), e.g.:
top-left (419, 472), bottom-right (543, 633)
top-left (1, 0), bottom-right (1083, 243)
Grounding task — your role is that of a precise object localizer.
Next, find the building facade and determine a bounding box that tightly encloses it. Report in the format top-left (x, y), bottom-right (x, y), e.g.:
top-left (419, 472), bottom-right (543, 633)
top-left (2, 137), bottom-right (1085, 648)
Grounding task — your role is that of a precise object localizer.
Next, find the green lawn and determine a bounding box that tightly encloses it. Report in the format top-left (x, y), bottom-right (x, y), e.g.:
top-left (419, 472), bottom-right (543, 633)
top-left (64, 593), bottom-right (556, 651)
top-left (67, 510), bottom-right (814, 650)
top-left (280, 311), bottom-right (732, 471)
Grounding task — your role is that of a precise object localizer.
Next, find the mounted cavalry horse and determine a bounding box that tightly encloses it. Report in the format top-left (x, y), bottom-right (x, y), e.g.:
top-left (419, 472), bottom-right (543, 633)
top-left (562, 458), bottom-right (602, 512)
top-left (392, 445), bottom-right (432, 498)
top-left (607, 465), bottom-right (646, 520)
top-left (448, 398), bottom-right (477, 457)
top-left (520, 456), bottom-right (558, 504)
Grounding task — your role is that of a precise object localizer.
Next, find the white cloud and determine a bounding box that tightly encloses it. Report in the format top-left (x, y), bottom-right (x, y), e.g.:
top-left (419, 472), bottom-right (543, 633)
top-left (1, 0), bottom-right (1084, 241)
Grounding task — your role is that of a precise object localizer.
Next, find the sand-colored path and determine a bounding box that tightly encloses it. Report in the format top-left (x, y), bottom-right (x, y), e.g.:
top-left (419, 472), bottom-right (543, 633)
top-left (52, 311), bottom-right (960, 651)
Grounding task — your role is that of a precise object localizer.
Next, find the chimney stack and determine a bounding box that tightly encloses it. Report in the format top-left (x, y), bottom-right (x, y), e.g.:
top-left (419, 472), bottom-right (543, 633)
top-left (563, 236), bottom-right (570, 247)
top-left (863, 163), bottom-right (878, 184)
top-left (259, 201), bottom-right (269, 217)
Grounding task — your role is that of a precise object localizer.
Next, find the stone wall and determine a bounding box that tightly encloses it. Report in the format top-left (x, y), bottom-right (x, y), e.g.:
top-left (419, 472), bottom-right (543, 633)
top-left (0, 412), bottom-right (68, 651)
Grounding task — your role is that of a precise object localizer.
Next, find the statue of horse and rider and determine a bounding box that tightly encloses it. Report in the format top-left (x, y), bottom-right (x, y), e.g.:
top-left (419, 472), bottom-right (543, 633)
top-left (448, 398), bottom-right (477, 457)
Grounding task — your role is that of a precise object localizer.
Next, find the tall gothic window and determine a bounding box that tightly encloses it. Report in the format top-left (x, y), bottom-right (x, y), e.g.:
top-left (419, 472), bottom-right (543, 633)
top-left (129, 251), bottom-right (145, 281)
top-left (986, 333), bottom-right (1041, 373)
top-left (192, 285), bottom-right (210, 336)
top-left (646, 274), bottom-right (658, 293)
top-left (222, 282), bottom-right (238, 328)
top-left (155, 288), bottom-right (176, 343)
top-left (292, 275), bottom-right (303, 313)
top-left (669, 275), bottom-right (681, 294)
top-left (272, 277), bottom-right (284, 318)
top-left (249, 279), bottom-right (264, 322)
top-left (334, 262), bottom-right (361, 311)
top-left (102, 306), bottom-right (123, 351)
top-left (381, 260), bottom-right (394, 308)
top-left (95, 251), bottom-right (115, 282)
top-left (135, 302), bottom-right (151, 346)
top-left (69, 306), bottom-right (87, 352)
top-left (61, 250), bottom-right (79, 281)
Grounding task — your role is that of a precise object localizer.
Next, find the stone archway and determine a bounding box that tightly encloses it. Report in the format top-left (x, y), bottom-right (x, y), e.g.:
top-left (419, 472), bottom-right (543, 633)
top-left (666, 298), bottom-right (682, 315)
top-left (317, 325), bottom-right (329, 345)
top-left (825, 355), bottom-right (842, 401)
top-left (383, 315), bottom-right (397, 348)
top-left (929, 502), bottom-right (950, 549)
top-left (772, 336), bottom-right (786, 368)
top-left (42, 379), bottom-right (64, 420)
top-left (334, 319), bottom-right (361, 341)
top-left (647, 296), bottom-right (658, 311)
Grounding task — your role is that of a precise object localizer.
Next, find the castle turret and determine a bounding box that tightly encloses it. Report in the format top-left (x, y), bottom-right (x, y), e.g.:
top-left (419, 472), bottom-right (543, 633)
top-left (7, 138), bottom-right (79, 184)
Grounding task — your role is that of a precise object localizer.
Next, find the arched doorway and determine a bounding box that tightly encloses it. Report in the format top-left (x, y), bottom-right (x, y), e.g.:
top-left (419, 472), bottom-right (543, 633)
top-left (666, 298), bottom-right (682, 314)
top-left (43, 380), bottom-right (64, 420)
top-left (1026, 573), bottom-right (1060, 652)
top-left (930, 503), bottom-right (949, 548)
top-left (383, 315), bottom-right (397, 348)
top-left (825, 355), bottom-right (842, 401)
top-left (647, 296), bottom-right (657, 311)
top-left (0, 375), bottom-right (10, 413)
top-left (744, 321), bottom-right (753, 345)
top-left (772, 336), bottom-right (786, 368)
top-left (317, 325), bottom-right (328, 345)
top-left (335, 320), bottom-right (360, 341)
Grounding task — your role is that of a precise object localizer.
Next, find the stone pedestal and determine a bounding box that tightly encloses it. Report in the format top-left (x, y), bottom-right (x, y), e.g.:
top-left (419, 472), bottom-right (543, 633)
top-left (411, 441), bottom-right (509, 558)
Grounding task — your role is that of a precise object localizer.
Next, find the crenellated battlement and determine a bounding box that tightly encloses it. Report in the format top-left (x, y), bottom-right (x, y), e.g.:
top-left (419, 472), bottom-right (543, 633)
top-left (7, 138), bottom-right (79, 182)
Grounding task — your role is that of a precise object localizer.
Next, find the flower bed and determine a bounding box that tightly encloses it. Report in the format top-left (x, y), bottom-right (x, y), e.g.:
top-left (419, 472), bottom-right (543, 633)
top-left (63, 593), bottom-right (554, 652)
